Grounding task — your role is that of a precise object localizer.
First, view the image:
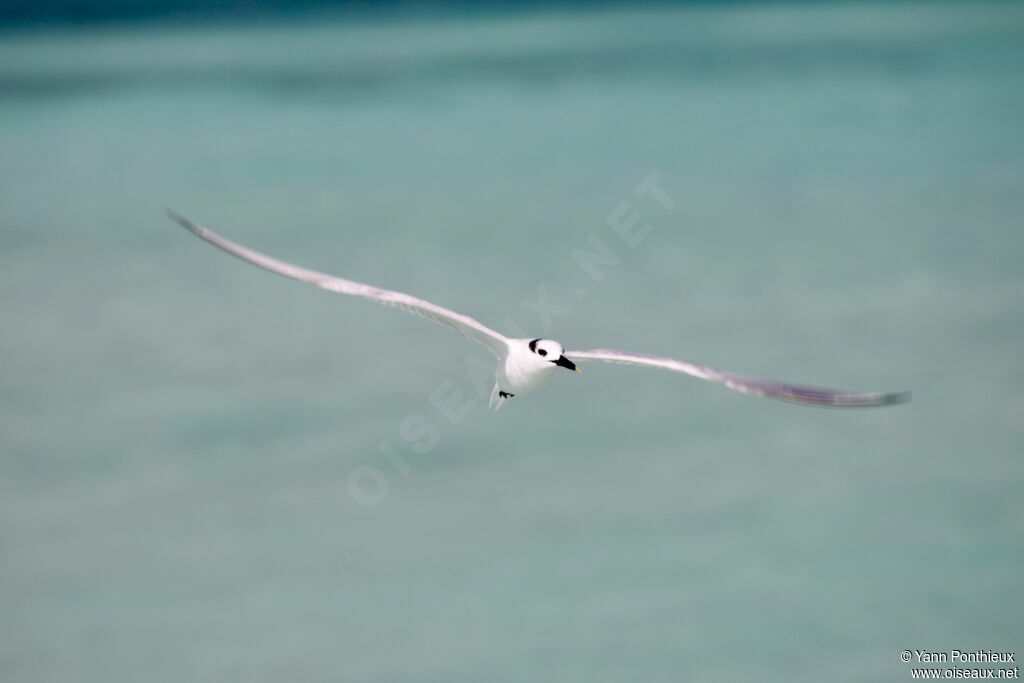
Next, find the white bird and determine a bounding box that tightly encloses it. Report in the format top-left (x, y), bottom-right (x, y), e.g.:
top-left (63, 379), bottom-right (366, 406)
top-left (168, 211), bottom-right (909, 410)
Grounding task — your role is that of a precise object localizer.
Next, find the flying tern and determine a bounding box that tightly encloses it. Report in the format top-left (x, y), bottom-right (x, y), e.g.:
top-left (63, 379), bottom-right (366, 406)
top-left (168, 211), bottom-right (909, 410)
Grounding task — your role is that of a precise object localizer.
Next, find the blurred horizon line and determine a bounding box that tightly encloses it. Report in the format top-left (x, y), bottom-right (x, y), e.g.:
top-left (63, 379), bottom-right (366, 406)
top-left (0, 0), bottom-right (968, 31)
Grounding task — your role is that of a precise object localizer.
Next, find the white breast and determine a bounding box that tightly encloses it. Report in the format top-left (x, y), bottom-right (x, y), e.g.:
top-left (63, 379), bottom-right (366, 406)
top-left (499, 351), bottom-right (558, 395)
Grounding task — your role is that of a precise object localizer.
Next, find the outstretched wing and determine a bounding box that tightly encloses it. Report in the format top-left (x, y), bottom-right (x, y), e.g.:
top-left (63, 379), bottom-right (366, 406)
top-left (168, 210), bottom-right (510, 358)
top-left (565, 348), bottom-right (909, 407)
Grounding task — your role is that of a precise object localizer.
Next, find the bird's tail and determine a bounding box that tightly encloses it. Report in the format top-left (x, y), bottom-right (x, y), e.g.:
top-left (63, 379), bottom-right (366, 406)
top-left (488, 383), bottom-right (507, 411)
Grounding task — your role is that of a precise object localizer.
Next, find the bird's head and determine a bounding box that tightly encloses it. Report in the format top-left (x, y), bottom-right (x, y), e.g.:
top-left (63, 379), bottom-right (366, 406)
top-left (527, 338), bottom-right (578, 373)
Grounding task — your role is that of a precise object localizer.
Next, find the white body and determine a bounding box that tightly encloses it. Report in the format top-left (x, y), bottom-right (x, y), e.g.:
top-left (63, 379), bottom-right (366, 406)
top-left (491, 339), bottom-right (563, 409)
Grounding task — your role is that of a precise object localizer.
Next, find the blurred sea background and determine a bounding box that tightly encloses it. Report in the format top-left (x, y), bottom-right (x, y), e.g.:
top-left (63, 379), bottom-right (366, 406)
top-left (2, 1), bottom-right (1023, 681)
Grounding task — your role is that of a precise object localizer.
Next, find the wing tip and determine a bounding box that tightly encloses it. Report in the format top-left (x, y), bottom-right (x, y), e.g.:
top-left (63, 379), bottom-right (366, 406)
top-left (782, 386), bottom-right (912, 408)
top-left (881, 390), bottom-right (912, 406)
top-left (828, 389), bottom-right (911, 408)
top-left (165, 208), bottom-right (205, 238)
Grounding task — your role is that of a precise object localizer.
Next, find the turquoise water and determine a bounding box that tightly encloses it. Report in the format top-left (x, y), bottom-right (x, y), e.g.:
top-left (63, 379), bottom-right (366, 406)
top-left (2, 3), bottom-right (1023, 681)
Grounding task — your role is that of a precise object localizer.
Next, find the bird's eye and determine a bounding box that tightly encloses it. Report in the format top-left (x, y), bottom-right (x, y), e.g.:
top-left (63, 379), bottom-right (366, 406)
top-left (538, 349), bottom-right (547, 356)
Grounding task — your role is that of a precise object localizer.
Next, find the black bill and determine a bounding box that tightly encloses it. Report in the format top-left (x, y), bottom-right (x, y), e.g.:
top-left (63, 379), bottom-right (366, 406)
top-left (554, 355), bottom-right (579, 373)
